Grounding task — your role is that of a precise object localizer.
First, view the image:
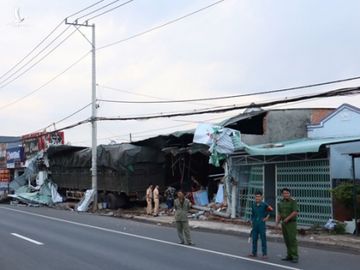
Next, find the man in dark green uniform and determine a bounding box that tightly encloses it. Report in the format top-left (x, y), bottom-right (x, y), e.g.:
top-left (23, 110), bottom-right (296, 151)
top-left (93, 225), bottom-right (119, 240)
top-left (276, 188), bottom-right (299, 263)
top-left (249, 191), bottom-right (273, 258)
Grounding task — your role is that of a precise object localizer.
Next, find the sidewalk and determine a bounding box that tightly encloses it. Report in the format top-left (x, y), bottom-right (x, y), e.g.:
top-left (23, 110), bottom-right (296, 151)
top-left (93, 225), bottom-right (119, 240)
top-left (103, 209), bottom-right (360, 254)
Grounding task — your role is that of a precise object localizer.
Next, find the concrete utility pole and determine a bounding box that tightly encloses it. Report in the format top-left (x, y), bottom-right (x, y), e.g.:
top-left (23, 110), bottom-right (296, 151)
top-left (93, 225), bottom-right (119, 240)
top-left (65, 19), bottom-right (98, 210)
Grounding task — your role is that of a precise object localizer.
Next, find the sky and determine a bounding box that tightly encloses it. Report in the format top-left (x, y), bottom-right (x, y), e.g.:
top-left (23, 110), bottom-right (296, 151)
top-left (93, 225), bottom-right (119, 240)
top-left (1, 0), bottom-right (360, 146)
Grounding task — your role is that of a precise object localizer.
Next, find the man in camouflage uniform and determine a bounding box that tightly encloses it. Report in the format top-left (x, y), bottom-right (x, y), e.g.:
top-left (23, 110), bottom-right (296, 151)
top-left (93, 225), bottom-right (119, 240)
top-left (276, 188), bottom-right (299, 263)
top-left (174, 191), bottom-right (193, 245)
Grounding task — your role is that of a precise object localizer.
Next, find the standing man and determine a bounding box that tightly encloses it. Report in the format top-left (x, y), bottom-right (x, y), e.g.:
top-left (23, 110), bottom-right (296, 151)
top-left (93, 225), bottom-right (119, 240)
top-left (276, 188), bottom-right (299, 263)
top-left (249, 191), bottom-right (273, 259)
top-left (153, 185), bottom-right (160, 217)
top-left (164, 186), bottom-right (176, 213)
top-left (174, 191), bottom-right (193, 245)
top-left (146, 184), bottom-right (153, 215)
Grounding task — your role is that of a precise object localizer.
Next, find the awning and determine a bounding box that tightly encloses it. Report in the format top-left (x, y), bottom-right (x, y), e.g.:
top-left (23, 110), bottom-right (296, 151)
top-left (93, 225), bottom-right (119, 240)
top-left (243, 136), bottom-right (360, 156)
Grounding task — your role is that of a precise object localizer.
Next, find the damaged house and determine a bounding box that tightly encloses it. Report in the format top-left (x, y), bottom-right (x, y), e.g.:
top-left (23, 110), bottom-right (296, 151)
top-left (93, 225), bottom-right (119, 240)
top-left (222, 104), bottom-right (360, 226)
top-left (133, 131), bottom-right (224, 205)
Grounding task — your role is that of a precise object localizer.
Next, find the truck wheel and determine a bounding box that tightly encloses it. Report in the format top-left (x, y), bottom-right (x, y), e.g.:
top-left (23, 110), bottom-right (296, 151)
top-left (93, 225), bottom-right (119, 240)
top-left (117, 193), bottom-right (129, 208)
top-left (106, 193), bottom-right (118, 210)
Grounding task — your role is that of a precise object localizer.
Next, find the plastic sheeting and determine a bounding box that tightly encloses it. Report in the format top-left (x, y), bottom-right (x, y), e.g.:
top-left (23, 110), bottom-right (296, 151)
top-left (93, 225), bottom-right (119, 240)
top-left (77, 189), bottom-right (95, 211)
top-left (9, 151), bottom-right (63, 206)
top-left (9, 179), bottom-right (63, 205)
top-left (9, 152), bottom-right (43, 191)
top-left (48, 144), bottom-right (165, 172)
top-left (215, 184), bottom-right (224, 204)
top-left (193, 123), bottom-right (242, 167)
top-left (193, 190), bottom-right (209, 206)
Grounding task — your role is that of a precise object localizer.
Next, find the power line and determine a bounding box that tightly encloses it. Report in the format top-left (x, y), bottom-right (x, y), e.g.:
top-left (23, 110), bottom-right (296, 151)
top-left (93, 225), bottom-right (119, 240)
top-left (97, 84), bottom-right (215, 107)
top-left (97, 0), bottom-right (225, 50)
top-left (33, 103), bottom-right (92, 133)
top-left (97, 75), bottom-right (360, 104)
top-left (2, 117), bottom-right (91, 144)
top-left (0, 21), bottom-right (65, 83)
top-left (53, 103), bottom-right (92, 126)
top-left (70, 112), bottom-right (234, 144)
top-left (0, 0), bottom-right (109, 89)
top-left (0, 51), bottom-right (90, 111)
top-left (76, 0), bottom-right (123, 20)
top-left (0, 27), bottom-right (78, 90)
top-left (13, 86), bottom-right (356, 145)
top-left (86, 0), bottom-right (135, 21)
top-left (0, 25), bottom-right (72, 88)
top-left (95, 86), bottom-right (360, 121)
top-left (42, 103), bottom-right (93, 132)
top-left (67, 0), bottom-right (106, 18)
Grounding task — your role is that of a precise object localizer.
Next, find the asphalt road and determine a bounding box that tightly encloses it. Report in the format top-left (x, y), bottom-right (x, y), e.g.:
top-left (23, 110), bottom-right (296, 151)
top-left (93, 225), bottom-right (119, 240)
top-left (0, 205), bottom-right (358, 270)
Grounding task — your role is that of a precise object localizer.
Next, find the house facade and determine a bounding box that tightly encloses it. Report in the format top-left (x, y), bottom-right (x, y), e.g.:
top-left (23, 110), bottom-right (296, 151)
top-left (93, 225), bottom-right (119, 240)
top-left (227, 104), bottom-right (360, 226)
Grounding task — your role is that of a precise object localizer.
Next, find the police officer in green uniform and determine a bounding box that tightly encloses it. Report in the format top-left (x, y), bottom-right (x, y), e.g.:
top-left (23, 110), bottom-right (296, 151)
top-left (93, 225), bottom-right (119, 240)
top-left (249, 191), bottom-right (273, 258)
top-left (276, 188), bottom-right (299, 263)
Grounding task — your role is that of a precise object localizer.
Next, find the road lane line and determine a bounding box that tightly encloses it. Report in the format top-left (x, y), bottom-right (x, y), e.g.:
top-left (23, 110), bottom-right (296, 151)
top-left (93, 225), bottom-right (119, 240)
top-left (11, 233), bottom-right (44, 245)
top-left (1, 207), bottom-right (301, 270)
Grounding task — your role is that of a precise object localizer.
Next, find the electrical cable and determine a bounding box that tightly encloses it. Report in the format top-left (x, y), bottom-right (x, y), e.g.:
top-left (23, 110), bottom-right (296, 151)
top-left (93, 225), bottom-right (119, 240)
top-left (97, 75), bottom-right (360, 104)
top-left (97, 0), bottom-right (225, 50)
top-left (0, 21), bottom-right (65, 83)
top-left (0, 0), bottom-right (109, 89)
top-left (0, 25), bottom-right (72, 88)
top-left (76, 0), bottom-right (122, 21)
top-left (33, 102), bottom-right (92, 133)
top-left (67, 0), bottom-right (106, 18)
top-left (71, 112), bottom-right (234, 144)
top-left (0, 27), bottom-right (79, 91)
top-left (97, 84), bottom-right (215, 107)
top-left (86, 0), bottom-right (135, 22)
top-left (95, 86), bottom-right (360, 121)
top-left (0, 51), bottom-right (90, 111)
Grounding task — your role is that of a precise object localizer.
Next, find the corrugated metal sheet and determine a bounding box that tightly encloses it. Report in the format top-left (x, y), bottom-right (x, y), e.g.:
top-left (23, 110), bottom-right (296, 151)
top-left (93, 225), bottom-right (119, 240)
top-left (243, 136), bottom-right (360, 156)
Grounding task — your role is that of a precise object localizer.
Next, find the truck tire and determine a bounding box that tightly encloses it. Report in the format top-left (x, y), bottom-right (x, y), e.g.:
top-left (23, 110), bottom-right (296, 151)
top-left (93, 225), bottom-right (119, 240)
top-left (106, 193), bottom-right (118, 210)
top-left (117, 193), bottom-right (129, 208)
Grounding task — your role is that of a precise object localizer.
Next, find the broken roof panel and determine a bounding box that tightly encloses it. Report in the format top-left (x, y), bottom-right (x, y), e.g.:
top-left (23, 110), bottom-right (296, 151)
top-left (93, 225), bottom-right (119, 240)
top-left (243, 136), bottom-right (360, 156)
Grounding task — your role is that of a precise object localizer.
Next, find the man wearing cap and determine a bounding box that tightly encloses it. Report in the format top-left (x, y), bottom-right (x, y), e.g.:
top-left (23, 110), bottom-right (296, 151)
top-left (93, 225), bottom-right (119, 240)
top-left (276, 188), bottom-right (299, 263)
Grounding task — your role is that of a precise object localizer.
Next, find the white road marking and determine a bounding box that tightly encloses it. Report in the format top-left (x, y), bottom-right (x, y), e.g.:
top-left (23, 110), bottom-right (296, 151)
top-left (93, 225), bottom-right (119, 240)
top-left (1, 207), bottom-right (301, 270)
top-left (11, 233), bottom-right (44, 245)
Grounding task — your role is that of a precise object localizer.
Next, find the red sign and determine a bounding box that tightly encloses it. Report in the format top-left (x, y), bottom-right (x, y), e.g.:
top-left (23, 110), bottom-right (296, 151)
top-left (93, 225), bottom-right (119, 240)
top-left (22, 131), bottom-right (64, 158)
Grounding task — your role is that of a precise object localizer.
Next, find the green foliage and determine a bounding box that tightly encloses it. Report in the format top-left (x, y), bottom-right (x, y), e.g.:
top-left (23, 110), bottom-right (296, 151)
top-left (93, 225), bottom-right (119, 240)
top-left (331, 183), bottom-right (360, 208)
top-left (333, 222), bottom-right (346, 234)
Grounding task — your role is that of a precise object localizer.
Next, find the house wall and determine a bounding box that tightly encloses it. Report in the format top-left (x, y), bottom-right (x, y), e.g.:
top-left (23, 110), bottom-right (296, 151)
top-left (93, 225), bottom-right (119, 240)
top-left (230, 156), bottom-right (332, 226)
top-left (308, 106), bottom-right (360, 138)
top-left (241, 110), bottom-right (313, 145)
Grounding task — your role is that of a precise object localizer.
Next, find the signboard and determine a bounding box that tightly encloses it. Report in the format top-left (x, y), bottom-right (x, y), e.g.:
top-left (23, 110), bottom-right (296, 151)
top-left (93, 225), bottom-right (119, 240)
top-left (0, 169), bottom-right (10, 182)
top-left (22, 131), bottom-right (64, 158)
top-left (0, 144), bottom-right (7, 169)
top-left (6, 146), bottom-right (24, 169)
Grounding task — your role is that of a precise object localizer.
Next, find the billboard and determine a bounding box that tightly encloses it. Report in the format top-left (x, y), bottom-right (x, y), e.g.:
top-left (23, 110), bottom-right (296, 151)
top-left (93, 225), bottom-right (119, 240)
top-left (22, 131), bottom-right (65, 158)
top-left (6, 146), bottom-right (25, 169)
